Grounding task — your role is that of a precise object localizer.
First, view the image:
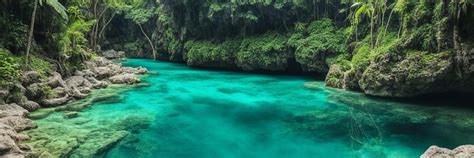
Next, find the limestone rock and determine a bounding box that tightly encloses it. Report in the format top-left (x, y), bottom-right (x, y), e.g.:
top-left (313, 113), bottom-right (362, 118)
top-left (66, 76), bottom-right (92, 89)
top-left (421, 145), bottom-right (474, 158)
top-left (325, 65), bottom-right (345, 89)
top-left (358, 51), bottom-right (453, 97)
top-left (102, 49), bottom-right (125, 59)
top-left (40, 94), bottom-right (70, 107)
top-left (109, 74), bottom-right (141, 84)
top-left (19, 100), bottom-right (40, 112)
top-left (47, 72), bottom-right (68, 89)
top-left (122, 67), bottom-right (148, 75)
top-left (0, 103), bottom-right (37, 157)
top-left (22, 71), bottom-right (42, 86)
top-left (25, 83), bottom-right (49, 101)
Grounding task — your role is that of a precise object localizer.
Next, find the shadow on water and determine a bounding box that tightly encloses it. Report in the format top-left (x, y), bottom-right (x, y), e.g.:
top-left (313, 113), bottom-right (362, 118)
top-left (367, 92), bottom-right (474, 109)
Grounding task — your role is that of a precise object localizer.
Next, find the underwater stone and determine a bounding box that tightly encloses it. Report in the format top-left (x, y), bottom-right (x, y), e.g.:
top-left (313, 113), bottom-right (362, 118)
top-left (64, 112), bottom-right (79, 119)
top-left (69, 130), bottom-right (129, 157)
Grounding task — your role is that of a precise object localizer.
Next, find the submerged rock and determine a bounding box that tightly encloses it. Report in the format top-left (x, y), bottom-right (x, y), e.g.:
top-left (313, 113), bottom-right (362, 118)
top-left (69, 130), bottom-right (129, 157)
top-left (64, 112), bottom-right (79, 119)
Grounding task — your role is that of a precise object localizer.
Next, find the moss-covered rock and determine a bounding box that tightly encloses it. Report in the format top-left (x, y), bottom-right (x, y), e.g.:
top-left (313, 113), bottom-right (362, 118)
top-left (359, 50), bottom-right (453, 97)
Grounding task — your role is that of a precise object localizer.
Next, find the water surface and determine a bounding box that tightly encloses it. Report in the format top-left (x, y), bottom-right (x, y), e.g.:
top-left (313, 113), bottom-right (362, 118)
top-left (25, 59), bottom-right (474, 158)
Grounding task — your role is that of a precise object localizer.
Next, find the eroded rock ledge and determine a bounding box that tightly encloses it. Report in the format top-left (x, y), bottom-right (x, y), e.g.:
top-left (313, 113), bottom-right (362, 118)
top-left (0, 56), bottom-right (148, 157)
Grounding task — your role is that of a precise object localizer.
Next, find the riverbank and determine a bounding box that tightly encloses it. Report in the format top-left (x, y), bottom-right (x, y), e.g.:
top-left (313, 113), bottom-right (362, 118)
top-left (0, 56), bottom-right (148, 157)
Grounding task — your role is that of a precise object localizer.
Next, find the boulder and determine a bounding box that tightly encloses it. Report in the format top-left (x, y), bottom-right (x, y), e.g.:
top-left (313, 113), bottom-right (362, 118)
top-left (85, 77), bottom-right (109, 89)
top-left (122, 67), bottom-right (148, 75)
top-left (0, 89), bottom-right (9, 104)
top-left (325, 65), bottom-right (345, 89)
top-left (47, 72), bottom-right (68, 89)
top-left (66, 76), bottom-right (92, 89)
top-left (102, 49), bottom-right (125, 59)
top-left (25, 83), bottom-right (49, 101)
top-left (93, 67), bottom-right (113, 80)
top-left (93, 57), bottom-right (112, 67)
top-left (108, 74), bottom-right (141, 84)
top-left (40, 94), bottom-right (70, 107)
top-left (8, 84), bottom-right (26, 104)
top-left (421, 145), bottom-right (474, 158)
top-left (22, 71), bottom-right (42, 86)
top-left (0, 104), bottom-right (36, 131)
top-left (18, 100), bottom-right (40, 112)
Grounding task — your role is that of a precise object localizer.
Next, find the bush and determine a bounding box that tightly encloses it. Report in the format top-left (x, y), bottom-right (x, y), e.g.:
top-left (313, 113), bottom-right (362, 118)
top-left (0, 48), bottom-right (21, 85)
top-left (236, 32), bottom-right (290, 71)
top-left (21, 55), bottom-right (53, 77)
top-left (184, 39), bottom-right (240, 67)
top-left (288, 18), bottom-right (347, 73)
top-left (351, 33), bottom-right (400, 70)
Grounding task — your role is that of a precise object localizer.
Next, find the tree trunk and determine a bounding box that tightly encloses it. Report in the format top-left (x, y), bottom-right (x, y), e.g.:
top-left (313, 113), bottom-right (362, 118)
top-left (370, 16), bottom-right (374, 48)
top-left (98, 12), bottom-right (115, 42)
top-left (453, 4), bottom-right (464, 79)
top-left (26, 0), bottom-right (39, 67)
top-left (139, 24), bottom-right (156, 60)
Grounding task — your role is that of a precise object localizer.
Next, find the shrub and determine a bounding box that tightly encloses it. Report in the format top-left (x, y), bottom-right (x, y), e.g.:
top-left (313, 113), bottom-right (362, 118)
top-left (288, 18), bottom-right (347, 73)
top-left (236, 32), bottom-right (290, 71)
top-left (0, 48), bottom-right (21, 85)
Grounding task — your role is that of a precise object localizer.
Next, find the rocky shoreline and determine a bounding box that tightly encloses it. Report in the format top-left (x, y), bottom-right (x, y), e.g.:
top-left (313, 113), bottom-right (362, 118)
top-left (0, 55), bottom-right (147, 157)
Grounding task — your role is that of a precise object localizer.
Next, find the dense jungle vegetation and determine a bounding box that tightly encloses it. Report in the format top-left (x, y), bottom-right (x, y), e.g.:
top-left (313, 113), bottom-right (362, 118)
top-left (1, 0), bottom-right (474, 97)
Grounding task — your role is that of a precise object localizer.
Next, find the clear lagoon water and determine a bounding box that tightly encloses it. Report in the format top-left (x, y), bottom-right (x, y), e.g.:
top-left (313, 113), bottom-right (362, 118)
top-left (24, 59), bottom-right (474, 158)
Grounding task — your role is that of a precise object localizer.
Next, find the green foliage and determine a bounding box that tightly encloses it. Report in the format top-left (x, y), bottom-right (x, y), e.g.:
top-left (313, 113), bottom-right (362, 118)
top-left (236, 32), bottom-right (289, 71)
top-left (184, 39), bottom-right (241, 66)
top-left (60, 19), bottom-right (96, 57)
top-left (125, 8), bottom-right (155, 25)
top-left (351, 33), bottom-right (400, 70)
top-left (288, 19), bottom-right (347, 72)
top-left (39, 0), bottom-right (68, 20)
top-left (20, 55), bottom-right (53, 77)
top-left (0, 49), bottom-right (21, 85)
top-left (0, 17), bottom-right (29, 53)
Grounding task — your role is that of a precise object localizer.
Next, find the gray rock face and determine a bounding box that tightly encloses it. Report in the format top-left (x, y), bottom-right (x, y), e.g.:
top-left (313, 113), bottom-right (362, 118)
top-left (102, 49), bottom-right (125, 59)
top-left (421, 145), bottom-right (474, 158)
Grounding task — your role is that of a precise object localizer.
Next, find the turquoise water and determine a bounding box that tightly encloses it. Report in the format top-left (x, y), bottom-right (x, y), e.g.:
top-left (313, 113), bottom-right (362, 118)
top-left (27, 59), bottom-right (474, 157)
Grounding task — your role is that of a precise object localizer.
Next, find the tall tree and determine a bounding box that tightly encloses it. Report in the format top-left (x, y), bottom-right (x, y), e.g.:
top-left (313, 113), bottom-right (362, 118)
top-left (26, 0), bottom-right (68, 66)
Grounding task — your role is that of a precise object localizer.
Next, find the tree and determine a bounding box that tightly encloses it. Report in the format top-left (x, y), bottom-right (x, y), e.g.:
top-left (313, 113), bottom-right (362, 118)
top-left (26, 0), bottom-right (68, 66)
top-left (125, 8), bottom-right (157, 60)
